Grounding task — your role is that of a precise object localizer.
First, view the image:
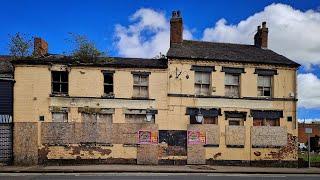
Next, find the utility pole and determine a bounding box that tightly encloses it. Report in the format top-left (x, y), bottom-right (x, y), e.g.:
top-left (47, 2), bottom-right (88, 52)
top-left (305, 128), bottom-right (312, 168)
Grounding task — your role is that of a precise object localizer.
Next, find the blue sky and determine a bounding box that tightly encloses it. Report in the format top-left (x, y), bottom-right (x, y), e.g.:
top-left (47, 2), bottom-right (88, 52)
top-left (1, 0), bottom-right (320, 121)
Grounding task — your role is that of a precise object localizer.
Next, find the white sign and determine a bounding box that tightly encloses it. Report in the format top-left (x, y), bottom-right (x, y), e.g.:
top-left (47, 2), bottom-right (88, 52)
top-left (305, 128), bottom-right (312, 134)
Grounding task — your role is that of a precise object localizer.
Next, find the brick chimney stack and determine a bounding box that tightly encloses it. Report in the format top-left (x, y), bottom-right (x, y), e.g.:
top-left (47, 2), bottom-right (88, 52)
top-left (34, 37), bottom-right (48, 56)
top-left (254, 21), bottom-right (268, 49)
top-left (170, 10), bottom-right (183, 46)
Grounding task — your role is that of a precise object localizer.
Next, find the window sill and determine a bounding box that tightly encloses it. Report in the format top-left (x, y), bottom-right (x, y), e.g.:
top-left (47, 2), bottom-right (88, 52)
top-left (226, 145), bottom-right (244, 148)
top-left (131, 97), bottom-right (150, 100)
top-left (50, 94), bottom-right (69, 97)
top-left (204, 144), bottom-right (219, 147)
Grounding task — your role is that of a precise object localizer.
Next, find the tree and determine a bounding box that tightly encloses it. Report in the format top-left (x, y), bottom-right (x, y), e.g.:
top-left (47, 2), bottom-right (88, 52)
top-left (69, 33), bottom-right (104, 62)
top-left (8, 33), bottom-right (32, 58)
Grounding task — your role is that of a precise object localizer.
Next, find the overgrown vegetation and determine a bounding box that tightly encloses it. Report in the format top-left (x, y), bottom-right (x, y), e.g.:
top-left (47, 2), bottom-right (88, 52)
top-left (8, 33), bottom-right (32, 58)
top-left (69, 33), bottom-right (105, 62)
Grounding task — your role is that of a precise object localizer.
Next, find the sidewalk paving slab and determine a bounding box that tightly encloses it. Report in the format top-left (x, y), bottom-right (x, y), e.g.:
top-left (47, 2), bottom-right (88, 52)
top-left (1, 165), bottom-right (320, 174)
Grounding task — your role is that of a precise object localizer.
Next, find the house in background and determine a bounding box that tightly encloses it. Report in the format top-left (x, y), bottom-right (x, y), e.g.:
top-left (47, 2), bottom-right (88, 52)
top-left (7, 11), bottom-right (300, 166)
top-left (0, 56), bottom-right (14, 165)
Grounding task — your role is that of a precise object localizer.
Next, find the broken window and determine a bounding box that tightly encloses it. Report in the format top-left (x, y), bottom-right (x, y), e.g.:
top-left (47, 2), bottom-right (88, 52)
top-left (52, 112), bottom-right (68, 122)
top-left (228, 118), bottom-right (244, 126)
top-left (195, 71), bottom-right (211, 96)
top-left (225, 73), bottom-right (240, 97)
top-left (253, 118), bottom-right (280, 126)
top-left (258, 75), bottom-right (272, 97)
top-left (103, 73), bottom-right (114, 97)
top-left (52, 71), bottom-right (68, 95)
top-left (133, 74), bottom-right (149, 98)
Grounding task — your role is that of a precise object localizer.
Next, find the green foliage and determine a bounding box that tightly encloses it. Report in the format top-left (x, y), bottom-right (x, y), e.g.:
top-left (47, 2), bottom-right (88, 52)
top-left (8, 33), bottom-right (32, 58)
top-left (69, 33), bottom-right (104, 62)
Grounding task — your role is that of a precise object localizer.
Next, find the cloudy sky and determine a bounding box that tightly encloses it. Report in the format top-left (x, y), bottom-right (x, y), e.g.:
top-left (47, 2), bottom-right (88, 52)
top-left (0, 0), bottom-right (319, 122)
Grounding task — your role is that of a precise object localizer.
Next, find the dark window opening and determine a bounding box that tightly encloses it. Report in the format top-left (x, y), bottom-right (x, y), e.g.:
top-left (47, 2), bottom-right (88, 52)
top-left (52, 71), bottom-right (68, 95)
top-left (103, 73), bottom-right (114, 97)
top-left (253, 118), bottom-right (280, 126)
top-left (190, 116), bottom-right (218, 124)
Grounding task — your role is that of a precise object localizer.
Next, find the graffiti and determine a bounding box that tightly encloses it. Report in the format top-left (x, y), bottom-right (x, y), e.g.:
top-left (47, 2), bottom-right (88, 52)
top-left (187, 130), bottom-right (206, 145)
top-left (138, 131), bottom-right (157, 144)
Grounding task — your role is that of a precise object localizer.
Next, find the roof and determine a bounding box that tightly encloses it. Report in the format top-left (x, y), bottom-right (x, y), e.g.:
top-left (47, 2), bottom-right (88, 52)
top-left (167, 40), bottom-right (300, 67)
top-left (11, 55), bottom-right (168, 69)
top-left (0, 55), bottom-right (13, 74)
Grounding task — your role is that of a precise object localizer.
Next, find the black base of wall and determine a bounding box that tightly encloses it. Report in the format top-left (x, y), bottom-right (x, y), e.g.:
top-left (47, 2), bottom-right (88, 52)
top-left (206, 159), bottom-right (298, 168)
top-left (158, 159), bottom-right (187, 165)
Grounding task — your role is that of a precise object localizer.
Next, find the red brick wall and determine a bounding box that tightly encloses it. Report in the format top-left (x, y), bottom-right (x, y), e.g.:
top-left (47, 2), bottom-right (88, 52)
top-left (298, 123), bottom-right (320, 143)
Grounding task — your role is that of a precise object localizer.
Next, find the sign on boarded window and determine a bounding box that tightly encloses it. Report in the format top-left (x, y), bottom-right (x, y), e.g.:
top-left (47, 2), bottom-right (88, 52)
top-left (138, 130), bottom-right (157, 144)
top-left (187, 130), bottom-right (206, 145)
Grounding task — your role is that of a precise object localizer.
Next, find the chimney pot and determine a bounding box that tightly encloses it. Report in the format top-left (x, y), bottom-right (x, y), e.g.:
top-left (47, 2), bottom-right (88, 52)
top-left (262, 21), bottom-right (267, 28)
top-left (34, 37), bottom-right (48, 56)
top-left (254, 22), bottom-right (268, 49)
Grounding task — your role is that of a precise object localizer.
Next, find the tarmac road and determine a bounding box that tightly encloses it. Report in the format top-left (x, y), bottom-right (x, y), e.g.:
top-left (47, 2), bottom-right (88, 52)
top-left (0, 173), bottom-right (320, 180)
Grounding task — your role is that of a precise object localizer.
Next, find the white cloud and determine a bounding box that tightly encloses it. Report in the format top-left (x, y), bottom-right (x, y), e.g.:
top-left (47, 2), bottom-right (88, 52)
top-left (114, 8), bottom-right (192, 58)
top-left (202, 3), bottom-right (320, 67)
top-left (298, 73), bottom-right (320, 109)
top-left (298, 119), bottom-right (320, 123)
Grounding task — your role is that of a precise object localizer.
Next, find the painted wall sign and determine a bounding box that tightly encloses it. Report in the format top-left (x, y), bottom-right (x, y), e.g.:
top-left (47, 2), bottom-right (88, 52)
top-left (138, 130), bottom-right (158, 144)
top-left (187, 130), bottom-right (206, 145)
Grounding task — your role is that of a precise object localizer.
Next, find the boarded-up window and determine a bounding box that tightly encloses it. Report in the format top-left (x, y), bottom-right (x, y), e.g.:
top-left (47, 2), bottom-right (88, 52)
top-left (52, 71), bottom-right (68, 95)
top-left (133, 74), bottom-right (149, 98)
top-left (52, 112), bottom-right (68, 122)
top-left (258, 75), bottom-right (272, 97)
top-left (103, 73), bottom-right (113, 97)
top-left (225, 74), bottom-right (240, 97)
top-left (195, 71), bottom-right (211, 96)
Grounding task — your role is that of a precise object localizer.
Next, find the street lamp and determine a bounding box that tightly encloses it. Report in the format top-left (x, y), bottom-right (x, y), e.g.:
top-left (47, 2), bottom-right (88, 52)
top-left (195, 109), bottom-right (204, 123)
top-left (146, 110), bottom-right (153, 122)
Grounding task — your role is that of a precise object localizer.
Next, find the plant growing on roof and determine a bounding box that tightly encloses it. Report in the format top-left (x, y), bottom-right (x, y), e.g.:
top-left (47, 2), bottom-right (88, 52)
top-left (8, 32), bottom-right (32, 58)
top-left (69, 33), bottom-right (105, 62)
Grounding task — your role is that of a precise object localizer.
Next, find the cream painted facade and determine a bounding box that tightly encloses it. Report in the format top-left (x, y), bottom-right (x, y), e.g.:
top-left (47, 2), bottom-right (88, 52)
top-left (13, 57), bottom-right (298, 166)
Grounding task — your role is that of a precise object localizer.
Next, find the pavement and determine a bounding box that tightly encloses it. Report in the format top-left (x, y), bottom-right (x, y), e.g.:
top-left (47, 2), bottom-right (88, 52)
top-left (1, 173), bottom-right (320, 180)
top-left (0, 165), bottom-right (320, 174)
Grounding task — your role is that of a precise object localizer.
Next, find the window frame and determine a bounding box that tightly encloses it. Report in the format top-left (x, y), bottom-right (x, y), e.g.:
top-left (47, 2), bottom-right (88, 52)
top-left (132, 74), bottom-right (149, 98)
top-left (103, 73), bottom-right (114, 97)
top-left (51, 71), bottom-right (69, 95)
top-left (194, 71), bottom-right (211, 96)
top-left (257, 75), bottom-right (272, 98)
top-left (224, 73), bottom-right (240, 98)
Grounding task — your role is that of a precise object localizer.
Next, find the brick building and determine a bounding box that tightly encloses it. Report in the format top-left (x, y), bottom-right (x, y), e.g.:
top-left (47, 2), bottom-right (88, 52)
top-left (298, 122), bottom-right (320, 143)
top-left (2, 11), bottom-right (300, 166)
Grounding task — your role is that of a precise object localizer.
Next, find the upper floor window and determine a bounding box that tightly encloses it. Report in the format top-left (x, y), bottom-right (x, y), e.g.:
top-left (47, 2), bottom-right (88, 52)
top-left (103, 73), bottom-right (114, 97)
top-left (133, 73), bottom-right (149, 98)
top-left (52, 71), bottom-right (68, 95)
top-left (258, 75), bottom-right (272, 97)
top-left (195, 71), bottom-right (211, 96)
top-left (225, 74), bottom-right (240, 97)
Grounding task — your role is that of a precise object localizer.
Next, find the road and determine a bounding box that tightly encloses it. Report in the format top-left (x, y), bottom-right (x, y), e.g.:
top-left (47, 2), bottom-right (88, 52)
top-left (0, 173), bottom-right (320, 180)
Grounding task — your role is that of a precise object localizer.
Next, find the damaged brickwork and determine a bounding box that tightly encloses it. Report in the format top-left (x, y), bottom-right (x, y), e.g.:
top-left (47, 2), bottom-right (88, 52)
top-left (38, 122), bottom-right (158, 165)
top-left (13, 122), bottom-right (38, 165)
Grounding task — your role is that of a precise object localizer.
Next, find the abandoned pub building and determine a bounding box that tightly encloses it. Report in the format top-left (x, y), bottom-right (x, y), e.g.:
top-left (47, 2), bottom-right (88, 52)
top-left (1, 11), bottom-right (300, 166)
